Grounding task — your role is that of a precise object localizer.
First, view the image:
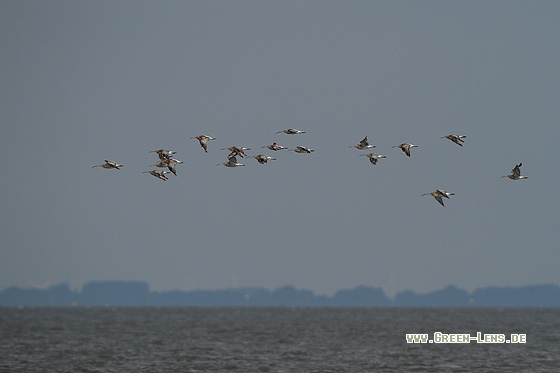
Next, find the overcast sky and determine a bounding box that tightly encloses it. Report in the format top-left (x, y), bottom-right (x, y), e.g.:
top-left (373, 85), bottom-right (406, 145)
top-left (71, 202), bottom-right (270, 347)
top-left (1, 1), bottom-right (559, 297)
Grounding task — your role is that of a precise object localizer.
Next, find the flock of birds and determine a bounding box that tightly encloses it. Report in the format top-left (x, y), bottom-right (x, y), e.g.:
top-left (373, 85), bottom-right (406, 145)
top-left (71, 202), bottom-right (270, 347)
top-left (93, 129), bottom-right (528, 207)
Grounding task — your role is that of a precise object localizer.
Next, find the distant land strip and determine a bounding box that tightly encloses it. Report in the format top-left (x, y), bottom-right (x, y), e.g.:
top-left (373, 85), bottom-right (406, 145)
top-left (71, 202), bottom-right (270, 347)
top-left (1, 282), bottom-right (559, 307)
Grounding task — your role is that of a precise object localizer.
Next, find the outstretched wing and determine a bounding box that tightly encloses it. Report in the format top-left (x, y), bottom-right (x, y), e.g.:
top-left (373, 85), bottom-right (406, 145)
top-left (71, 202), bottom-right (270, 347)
top-left (512, 163), bottom-right (522, 178)
top-left (359, 136), bottom-right (369, 147)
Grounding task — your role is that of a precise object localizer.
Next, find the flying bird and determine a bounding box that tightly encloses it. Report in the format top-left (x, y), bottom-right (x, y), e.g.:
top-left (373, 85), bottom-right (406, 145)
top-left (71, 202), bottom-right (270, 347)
top-left (422, 189), bottom-right (455, 207)
top-left (290, 146), bottom-right (314, 153)
top-left (350, 136), bottom-right (375, 150)
top-left (436, 189), bottom-right (454, 199)
top-left (250, 154), bottom-right (277, 164)
top-left (392, 143), bottom-right (418, 157)
top-left (222, 146), bottom-right (251, 159)
top-left (359, 152), bottom-right (386, 165)
top-left (190, 135), bottom-right (215, 153)
top-left (166, 159), bottom-right (184, 176)
top-left (150, 160), bottom-right (169, 168)
top-left (262, 142), bottom-right (288, 151)
top-left (143, 170), bottom-right (170, 181)
top-left (502, 163), bottom-right (528, 180)
top-left (92, 160), bottom-right (123, 170)
top-left (440, 134), bottom-right (466, 146)
top-left (217, 156), bottom-right (245, 167)
top-left (150, 149), bottom-right (176, 160)
top-left (276, 128), bottom-right (306, 135)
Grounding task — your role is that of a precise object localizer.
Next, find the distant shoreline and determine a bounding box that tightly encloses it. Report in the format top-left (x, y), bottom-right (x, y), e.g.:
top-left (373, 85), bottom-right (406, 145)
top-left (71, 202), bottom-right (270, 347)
top-left (1, 282), bottom-right (559, 307)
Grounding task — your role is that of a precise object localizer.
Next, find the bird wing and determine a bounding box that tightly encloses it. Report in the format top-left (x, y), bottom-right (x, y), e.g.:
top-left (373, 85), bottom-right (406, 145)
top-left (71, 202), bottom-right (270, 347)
top-left (106, 160), bottom-right (120, 169)
top-left (452, 137), bottom-right (463, 146)
top-left (512, 164), bottom-right (521, 178)
top-left (436, 189), bottom-right (450, 199)
top-left (168, 163), bottom-right (177, 175)
top-left (403, 146), bottom-right (411, 157)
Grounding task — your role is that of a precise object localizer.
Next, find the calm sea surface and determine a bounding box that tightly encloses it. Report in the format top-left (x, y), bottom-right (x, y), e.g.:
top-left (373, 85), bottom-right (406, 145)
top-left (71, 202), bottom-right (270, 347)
top-left (1, 307), bottom-right (559, 372)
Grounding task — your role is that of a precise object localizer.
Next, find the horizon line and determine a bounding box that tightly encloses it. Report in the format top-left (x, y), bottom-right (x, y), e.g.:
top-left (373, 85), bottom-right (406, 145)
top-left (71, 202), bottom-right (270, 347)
top-left (3, 280), bottom-right (559, 298)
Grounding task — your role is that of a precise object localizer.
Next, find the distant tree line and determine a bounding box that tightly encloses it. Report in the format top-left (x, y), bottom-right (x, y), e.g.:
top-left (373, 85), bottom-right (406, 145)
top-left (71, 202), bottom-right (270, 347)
top-left (1, 281), bottom-right (559, 307)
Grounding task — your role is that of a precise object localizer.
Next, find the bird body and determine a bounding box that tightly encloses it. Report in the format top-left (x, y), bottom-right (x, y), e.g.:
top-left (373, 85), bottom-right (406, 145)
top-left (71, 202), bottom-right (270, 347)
top-left (441, 134), bottom-right (466, 146)
top-left (422, 189), bottom-right (455, 207)
top-left (290, 146), bottom-right (314, 153)
top-left (502, 163), bottom-right (528, 180)
top-left (251, 154), bottom-right (277, 164)
top-left (190, 135), bottom-right (215, 152)
top-left (350, 136), bottom-right (375, 150)
top-left (92, 160), bottom-right (123, 170)
top-left (150, 149), bottom-right (176, 160)
top-left (262, 142), bottom-right (288, 151)
top-left (150, 160), bottom-right (169, 168)
top-left (218, 156), bottom-right (245, 167)
top-left (222, 146), bottom-right (251, 158)
top-left (143, 170), bottom-right (170, 181)
top-left (392, 143), bottom-right (417, 157)
top-left (276, 128), bottom-right (305, 135)
top-left (166, 159), bottom-right (184, 176)
top-left (436, 189), bottom-right (454, 199)
top-left (360, 152), bottom-right (386, 165)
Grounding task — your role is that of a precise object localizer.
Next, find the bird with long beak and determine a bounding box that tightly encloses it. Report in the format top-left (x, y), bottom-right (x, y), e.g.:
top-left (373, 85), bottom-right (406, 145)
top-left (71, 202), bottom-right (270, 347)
top-left (502, 163), bottom-right (528, 180)
top-left (392, 143), bottom-right (418, 157)
top-left (190, 135), bottom-right (215, 153)
top-left (92, 160), bottom-right (123, 170)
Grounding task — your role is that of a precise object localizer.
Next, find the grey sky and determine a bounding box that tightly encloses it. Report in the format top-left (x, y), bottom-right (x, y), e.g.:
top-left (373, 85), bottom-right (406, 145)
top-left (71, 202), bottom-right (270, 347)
top-left (1, 1), bottom-right (559, 297)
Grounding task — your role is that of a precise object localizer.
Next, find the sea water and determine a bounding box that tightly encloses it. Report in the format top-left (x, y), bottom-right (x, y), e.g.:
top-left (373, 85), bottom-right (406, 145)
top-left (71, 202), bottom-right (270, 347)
top-left (1, 307), bottom-right (559, 372)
